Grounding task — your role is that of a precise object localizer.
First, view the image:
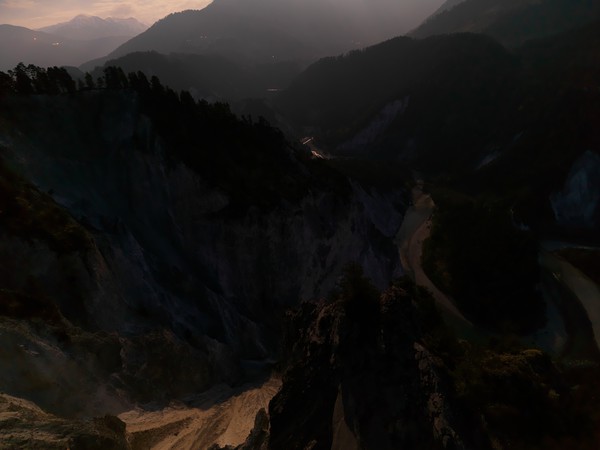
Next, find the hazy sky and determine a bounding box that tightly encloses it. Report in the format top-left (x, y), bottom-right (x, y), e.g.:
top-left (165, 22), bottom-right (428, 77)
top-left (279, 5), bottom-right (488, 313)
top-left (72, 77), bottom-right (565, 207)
top-left (0, 0), bottom-right (212, 28)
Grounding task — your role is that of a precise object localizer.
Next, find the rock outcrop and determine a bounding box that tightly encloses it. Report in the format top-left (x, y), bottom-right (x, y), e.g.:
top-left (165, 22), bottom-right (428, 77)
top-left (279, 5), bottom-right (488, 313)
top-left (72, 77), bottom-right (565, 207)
top-left (266, 274), bottom-right (472, 450)
top-left (0, 394), bottom-right (129, 449)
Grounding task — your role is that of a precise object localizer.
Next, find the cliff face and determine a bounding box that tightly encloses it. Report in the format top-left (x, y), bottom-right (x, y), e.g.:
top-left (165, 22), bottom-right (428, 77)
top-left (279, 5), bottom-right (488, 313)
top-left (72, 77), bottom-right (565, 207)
top-left (0, 91), bottom-right (406, 417)
top-left (551, 150), bottom-right (600, 229)
top-left (224, 275), bottom-right (586, 450)
top-left (263, 278), bottom-right (475, 450)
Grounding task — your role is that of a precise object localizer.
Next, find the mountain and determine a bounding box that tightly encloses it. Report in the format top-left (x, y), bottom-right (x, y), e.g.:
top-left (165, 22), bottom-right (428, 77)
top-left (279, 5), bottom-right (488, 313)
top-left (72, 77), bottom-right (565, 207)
top-left (38, 15), bottom-right (147, 41)
top-left (270, 21), bottom-right (600, 350)
top-left (431, 0), bottom-right (467, 15)
top-left (275, 19), bottom-right (600, 252)
top-left (78, 0), bottom-right (443, 99)
top-left (0, 24), bottom-right (131, 71)
top-left (275, 33), bottom-right (519, 168)
top-left (100, 0), bottom-right (444, 67)
top-left (411, 0), bottom-right (600, 46)
top-left (1, 22), bottom-right (600, 446)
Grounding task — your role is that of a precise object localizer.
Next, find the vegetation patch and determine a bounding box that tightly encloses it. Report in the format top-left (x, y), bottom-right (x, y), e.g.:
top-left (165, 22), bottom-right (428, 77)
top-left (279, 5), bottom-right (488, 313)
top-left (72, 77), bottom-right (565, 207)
top-left (413, 275), bottom-right (600, 450)
top-left (0, 288), bottom-right (62, 323)
top-left (0, 159), bottom-right (90, 255)
top-left (422, 188), bottom-right (545, 333)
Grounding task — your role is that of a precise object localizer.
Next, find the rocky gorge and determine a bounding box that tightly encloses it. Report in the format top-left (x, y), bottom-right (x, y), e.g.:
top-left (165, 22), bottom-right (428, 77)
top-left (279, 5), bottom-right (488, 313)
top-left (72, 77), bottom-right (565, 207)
top-left (1, 13), bottom-right (600, 444)
top-left (0, 87), bottom-right (409, 447)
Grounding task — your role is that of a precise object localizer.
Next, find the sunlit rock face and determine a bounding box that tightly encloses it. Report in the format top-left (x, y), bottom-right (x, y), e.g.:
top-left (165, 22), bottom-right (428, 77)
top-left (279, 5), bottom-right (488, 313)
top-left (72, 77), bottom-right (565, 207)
top-left (0, 91), bottom-right (406, 416)
top-left (551, 150), bottom-right (600, 229)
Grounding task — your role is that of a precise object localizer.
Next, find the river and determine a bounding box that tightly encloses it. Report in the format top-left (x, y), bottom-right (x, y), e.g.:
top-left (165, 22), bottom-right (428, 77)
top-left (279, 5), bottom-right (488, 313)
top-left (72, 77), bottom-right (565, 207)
top-left (394, 182), bottom-right (472, 328)
top-left (539, 246), bottom-right (600, 354)
top-left (394, 182), bottom-right (600, 357)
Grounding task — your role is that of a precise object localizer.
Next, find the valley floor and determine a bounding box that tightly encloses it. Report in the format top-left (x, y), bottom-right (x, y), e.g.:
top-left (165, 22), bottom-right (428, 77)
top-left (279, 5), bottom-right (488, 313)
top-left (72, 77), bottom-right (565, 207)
top-left (395, 182), bottom-right (600, 361)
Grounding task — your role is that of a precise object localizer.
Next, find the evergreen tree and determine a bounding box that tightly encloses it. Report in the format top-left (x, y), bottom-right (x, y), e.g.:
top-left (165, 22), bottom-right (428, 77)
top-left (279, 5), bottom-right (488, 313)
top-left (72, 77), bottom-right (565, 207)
top-left (84, 72), bottom-right (95, 90)
top-left (10, 63), bottom-right (33, 95)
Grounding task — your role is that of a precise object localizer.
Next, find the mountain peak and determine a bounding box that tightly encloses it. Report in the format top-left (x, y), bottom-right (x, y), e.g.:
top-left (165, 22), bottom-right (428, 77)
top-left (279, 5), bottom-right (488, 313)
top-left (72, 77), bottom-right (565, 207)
top-left (38, 15), bottom-right (147, 40)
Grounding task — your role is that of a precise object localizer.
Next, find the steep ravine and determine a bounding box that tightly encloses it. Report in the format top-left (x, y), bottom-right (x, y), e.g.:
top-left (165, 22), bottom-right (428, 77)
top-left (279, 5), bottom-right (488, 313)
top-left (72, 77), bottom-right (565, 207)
top-left (0, 92), bottom-right (407, 428)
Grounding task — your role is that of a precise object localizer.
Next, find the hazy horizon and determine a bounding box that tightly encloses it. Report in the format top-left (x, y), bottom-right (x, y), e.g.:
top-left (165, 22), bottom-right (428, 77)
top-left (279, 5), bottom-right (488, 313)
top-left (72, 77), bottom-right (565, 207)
top-left (0, 0), bottom-right (212, 29)
top-left (0, 0), bottom-right (443, 33)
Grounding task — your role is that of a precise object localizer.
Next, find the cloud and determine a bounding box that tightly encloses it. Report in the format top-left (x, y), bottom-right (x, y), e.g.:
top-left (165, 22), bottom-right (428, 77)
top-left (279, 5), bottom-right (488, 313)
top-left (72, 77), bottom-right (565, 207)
top-left (0, 0), bottom-right (39, 9)
top-left (106, 4), bottom-right (135, 17)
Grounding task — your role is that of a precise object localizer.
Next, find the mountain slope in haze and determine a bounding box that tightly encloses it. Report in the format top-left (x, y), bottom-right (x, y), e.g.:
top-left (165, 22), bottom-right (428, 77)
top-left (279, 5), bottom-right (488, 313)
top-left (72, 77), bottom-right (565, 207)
top-left (0, 24), bottom-right (130, 71)
top-left (102, 0), bottom-right (443, 67)
top-left (38, 15), bottom-right (147, 41)
top-left (411, 0), bottom-right (600, 46)
top-left (431, 0), bottom-right (467, 15)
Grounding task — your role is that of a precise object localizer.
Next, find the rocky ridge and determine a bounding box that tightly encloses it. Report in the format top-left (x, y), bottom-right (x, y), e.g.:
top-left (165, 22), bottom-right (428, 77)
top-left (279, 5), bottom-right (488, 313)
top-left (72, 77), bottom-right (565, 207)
top-left (264, 276), bottom-right (471, 450)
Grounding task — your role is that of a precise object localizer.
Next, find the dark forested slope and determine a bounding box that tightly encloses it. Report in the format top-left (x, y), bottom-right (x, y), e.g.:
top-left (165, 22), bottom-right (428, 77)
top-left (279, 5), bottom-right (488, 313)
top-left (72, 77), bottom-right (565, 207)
top-left (275, 22), bottom-right (600, 232)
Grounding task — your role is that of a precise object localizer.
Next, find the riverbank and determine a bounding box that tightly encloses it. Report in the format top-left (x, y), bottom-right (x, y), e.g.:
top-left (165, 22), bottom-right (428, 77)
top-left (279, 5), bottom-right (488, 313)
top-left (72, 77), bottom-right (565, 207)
top-left (395, 182), bottom-right (472, 327)
top-left (540, 246), bottom-right (600, 360)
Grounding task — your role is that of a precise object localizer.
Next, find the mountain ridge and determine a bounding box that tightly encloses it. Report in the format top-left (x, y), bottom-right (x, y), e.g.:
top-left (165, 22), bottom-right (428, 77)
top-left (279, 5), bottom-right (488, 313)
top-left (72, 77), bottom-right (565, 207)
top-left (100, 0), bottom-right (443, 67)
top-left (38, 15), bottom-right (147, 41)
top-left (0, 24), bottom-right (132, 71)
top-left (411, 0), bottom-right (600, 46)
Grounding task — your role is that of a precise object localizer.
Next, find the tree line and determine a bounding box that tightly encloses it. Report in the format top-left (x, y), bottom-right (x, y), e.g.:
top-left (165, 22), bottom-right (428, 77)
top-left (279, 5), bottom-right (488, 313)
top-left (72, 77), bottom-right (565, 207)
top-left (0, 63), bottom-right (161, 96)
top-left (0, 63), bottom-right (76, 96)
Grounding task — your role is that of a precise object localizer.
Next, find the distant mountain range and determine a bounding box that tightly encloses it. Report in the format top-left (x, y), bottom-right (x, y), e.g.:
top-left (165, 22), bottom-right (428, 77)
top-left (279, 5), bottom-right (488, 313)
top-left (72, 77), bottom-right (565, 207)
top-left (38, 15), bottom-right (147, 41)
top-left (99, 0), bottom-right (443, 68)
top-left (0, 15), bottom-right (147, 72)
top-left (77, 0), bottom-right (444, 96)
top-left (78, 0), bottom-right (600, 102)
top-left (0, 25), bottom-right (129, 71)
top-left (411, 0), bottom-right (600, 46)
